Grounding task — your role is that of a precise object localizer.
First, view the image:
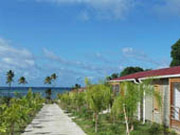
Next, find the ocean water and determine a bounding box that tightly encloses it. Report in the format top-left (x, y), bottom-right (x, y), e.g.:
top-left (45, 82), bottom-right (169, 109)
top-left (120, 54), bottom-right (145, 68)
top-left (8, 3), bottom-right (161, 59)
top-left (0, 87), bottom-right (71, 99)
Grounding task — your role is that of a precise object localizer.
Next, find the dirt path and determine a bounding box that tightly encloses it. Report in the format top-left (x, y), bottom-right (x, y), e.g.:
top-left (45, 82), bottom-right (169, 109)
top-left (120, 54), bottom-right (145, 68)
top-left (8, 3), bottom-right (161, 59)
top-left (22, 104), bottom-right (86, 135)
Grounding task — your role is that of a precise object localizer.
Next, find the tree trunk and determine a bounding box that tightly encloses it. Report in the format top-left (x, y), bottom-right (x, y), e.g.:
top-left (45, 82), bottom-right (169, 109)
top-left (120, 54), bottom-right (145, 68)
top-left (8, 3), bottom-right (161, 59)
top-left (140, 97), bottom-right (143, 121)
top-left (10, 123), bottom-right (14, 135)
top-left (95, 113), bottom-right (98, 133)
top-left (8, 83), bottom-right (11, 97)
top-left (123, 104), bottom-right (130, 135)
top-left (112, 115), bottom-right (115, 125)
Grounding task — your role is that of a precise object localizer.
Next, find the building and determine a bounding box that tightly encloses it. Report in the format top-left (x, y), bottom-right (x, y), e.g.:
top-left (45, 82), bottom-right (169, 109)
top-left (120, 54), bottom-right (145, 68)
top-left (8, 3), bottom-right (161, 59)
top-left (109, 66), bottom-right (180, 130)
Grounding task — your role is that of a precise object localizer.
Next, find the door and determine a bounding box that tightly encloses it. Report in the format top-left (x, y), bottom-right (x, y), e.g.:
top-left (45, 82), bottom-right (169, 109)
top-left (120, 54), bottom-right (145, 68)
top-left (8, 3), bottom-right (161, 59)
top-left (152, 85), bottom-right (162, 123)
top-left (173, 83), bottom-right (180, 120)
top-left (170, 78), bottom-right (180, 129)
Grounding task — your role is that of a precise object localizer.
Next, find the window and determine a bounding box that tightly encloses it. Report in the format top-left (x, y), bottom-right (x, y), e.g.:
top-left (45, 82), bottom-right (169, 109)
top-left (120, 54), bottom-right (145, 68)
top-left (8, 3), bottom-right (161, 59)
top-left (112, 84), bottom-right (120, 95)
top-left (154, 85), bottom-right (160, 112)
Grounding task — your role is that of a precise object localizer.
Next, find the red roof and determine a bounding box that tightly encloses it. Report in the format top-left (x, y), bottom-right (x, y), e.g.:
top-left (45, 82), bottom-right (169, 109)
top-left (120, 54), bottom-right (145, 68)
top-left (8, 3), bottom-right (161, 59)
top-left (112, 66), bottom-right (180, 81)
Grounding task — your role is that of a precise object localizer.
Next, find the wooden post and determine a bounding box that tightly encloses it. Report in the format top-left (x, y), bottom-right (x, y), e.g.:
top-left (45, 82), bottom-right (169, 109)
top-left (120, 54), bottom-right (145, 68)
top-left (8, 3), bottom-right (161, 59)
top-left (123, 104), bottom-right (130, 135)
top-left (179, 108), bottom-right (180, 121)
top-left (143, 90), bottom-right (146, 124)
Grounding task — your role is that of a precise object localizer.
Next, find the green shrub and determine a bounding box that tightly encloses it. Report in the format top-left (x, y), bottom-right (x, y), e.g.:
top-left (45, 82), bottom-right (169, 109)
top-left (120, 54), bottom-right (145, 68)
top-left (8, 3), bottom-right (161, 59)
top-left (148, 123), bottom-right (163, 135)
top-left (0, 90), bottom-right (44, 135)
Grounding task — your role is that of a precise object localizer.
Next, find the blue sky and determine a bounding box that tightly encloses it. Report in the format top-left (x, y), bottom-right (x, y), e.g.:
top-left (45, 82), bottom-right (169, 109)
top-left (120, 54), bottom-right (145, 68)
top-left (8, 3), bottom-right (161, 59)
top-left (0, 0), bottom-right (180, 87)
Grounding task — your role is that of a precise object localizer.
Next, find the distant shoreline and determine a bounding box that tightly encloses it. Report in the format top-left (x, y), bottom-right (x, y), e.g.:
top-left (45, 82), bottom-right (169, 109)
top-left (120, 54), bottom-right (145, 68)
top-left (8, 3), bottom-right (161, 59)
top-left (0, 87), bottom-right (71, 98)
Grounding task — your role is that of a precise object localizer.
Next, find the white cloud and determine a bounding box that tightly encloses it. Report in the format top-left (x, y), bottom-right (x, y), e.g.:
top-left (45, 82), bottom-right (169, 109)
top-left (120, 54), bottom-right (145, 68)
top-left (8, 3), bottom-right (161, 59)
top-left (154, 0), bottom-right (180, 17)
top-left (122, 47), bottom-right (133, 54)
top-left (43, 48), bottom-right (59, 61)
top-left (35, 0), bottom-right (136, 20)
top-left (43, 48), bottom-right (122, 75)
top-left (0, 38), bottom-right (35, 70)
top-left (122, 47), bottom-right (169, 67)
top-left (0, 37), bottom-right (43, 86)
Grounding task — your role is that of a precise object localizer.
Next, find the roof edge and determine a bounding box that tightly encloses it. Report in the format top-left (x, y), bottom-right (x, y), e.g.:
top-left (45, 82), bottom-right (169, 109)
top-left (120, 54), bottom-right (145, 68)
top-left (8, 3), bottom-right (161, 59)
top-left (108, 74), bottom-right (180, 83)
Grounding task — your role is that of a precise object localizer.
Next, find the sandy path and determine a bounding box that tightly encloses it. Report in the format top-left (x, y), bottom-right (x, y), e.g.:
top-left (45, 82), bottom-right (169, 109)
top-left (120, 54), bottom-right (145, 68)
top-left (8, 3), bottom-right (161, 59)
top-left (22, 104), bottom-right (86, 135)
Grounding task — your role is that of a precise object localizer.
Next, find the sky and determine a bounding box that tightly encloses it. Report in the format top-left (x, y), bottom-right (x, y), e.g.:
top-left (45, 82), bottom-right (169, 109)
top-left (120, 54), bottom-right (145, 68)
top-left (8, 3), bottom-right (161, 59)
top-left (0, 0), bottom-right (180, 87)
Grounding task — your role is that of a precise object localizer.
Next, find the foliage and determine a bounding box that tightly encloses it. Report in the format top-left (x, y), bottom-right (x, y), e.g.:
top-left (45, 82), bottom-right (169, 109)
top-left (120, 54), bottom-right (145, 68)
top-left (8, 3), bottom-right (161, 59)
top-left (58, 78), bottom-right (165, 135)
top-left (120, 67), bottom-right (144, 77)
top-left (86, 83), bottom-right (112, 132)
top-left (45, 88), bottom-right (52, 103)
top-left (111, 82), bottom-right (140, 135)
top-left (51, 73), bottom-right (58, 87)
top-left (58, 92), bottom-right (71, 106)
top-left (6, 70), bottom-right (15, 104)
top-left (18, 76), bottom-right (27, 85)
top-left (106, 73), bottom-right (119, 80)
top-left (0, 90), bottom-right (44, 135)
top-left (51, 73), bottom-right (58, 81)
top-left (148, 123), bottom-right (163, 135)
top-left (6, 70), bottom-right (15, 87)
top-left (111, 80), bottom-right (162, 135)
top-left (72, 84), bottom-right (81, 90)
top-left (44, 73), bottom-right (58, 85)
top-left (44, 74), bottom-right (56, 103)
top-left (72, 112), bottom-right (176, 135)
top-left (44, 76), bottom-right (52, 84)
top-left (170, 39), bottom-right (180, 67)
top-left (59, 79), bottom-right (112, 133)
top-left (70, 92), bottom-right (85, 111)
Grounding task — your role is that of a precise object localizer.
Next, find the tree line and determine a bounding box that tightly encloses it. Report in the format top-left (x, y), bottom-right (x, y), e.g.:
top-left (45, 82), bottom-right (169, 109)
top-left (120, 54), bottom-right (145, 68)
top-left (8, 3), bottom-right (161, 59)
top-left (4, 70), bottom-right (58, 88)
top-left (106, 67), bottom-right (150, 80)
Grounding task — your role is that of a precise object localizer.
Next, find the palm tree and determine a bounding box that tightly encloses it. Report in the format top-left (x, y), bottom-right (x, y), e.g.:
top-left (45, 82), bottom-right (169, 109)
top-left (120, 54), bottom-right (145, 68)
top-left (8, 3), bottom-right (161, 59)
top-left (18, 76), bottom-right (27, 85)
top-left (44, 76), bottom-right (52, 85)
top-left (6, 70), bottom-right (14, 88)
top-left (75, 84), bottom-right (81, 89)
top-left (45, 88), bottom-right (52, 101)
top-left (51, 73), bottom-right (57, 87)
top-left (6, 70), bottom-right (14, 98)
top-left (44, 76), bottom-right (52, 103)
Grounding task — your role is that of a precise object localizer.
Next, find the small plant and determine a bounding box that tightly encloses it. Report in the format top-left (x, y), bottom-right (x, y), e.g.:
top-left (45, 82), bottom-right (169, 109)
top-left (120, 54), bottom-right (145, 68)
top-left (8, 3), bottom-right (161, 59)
top-left (148, 123), bottom-right (163, 135)
top-left (0, 89), bottom-right (44, 135)
top-left (85, 82), bottom-right (112, 133)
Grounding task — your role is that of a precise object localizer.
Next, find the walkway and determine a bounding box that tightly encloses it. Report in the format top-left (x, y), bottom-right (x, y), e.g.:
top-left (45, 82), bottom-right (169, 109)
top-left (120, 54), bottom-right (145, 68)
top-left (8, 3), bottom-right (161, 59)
top-left (22, 104), bottom-right (86, 135)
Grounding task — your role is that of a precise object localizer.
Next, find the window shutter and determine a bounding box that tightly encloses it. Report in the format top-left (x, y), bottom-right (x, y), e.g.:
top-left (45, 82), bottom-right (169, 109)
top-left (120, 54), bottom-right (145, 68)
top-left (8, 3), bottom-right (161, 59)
top-left (154, 85), bottom-right (160, 112)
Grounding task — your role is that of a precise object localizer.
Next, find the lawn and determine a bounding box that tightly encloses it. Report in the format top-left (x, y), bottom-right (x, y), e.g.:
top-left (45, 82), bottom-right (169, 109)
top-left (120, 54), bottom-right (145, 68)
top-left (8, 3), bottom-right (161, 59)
top-left (63, 107), bottom-right (177, 135)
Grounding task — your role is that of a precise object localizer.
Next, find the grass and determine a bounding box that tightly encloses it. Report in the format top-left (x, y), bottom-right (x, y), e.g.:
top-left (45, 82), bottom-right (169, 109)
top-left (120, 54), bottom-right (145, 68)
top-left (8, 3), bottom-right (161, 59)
top-left (60, 105), bottom-right (177, 135)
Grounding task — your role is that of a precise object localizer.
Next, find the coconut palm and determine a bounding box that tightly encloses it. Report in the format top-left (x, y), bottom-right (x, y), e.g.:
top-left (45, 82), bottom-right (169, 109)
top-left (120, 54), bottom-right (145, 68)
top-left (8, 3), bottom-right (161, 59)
top-left (6, 70), bottom-right (14, 88)
top-left (6, 70), bottom-right (14, 98)
top-left (18, 76), bottom-right (27, 85)
top-left (44, 76), bottom-right (52, 103)
top-left (45, 88), bottom-right (52, 101)
top-left (51, 73), bottom-right (57, 87)
top-left (75, 84), bottom-right (81, 89)
top-left (44, 76), bottom-right (52, 85)
top-left (51, 73), bottom-right (57, 81)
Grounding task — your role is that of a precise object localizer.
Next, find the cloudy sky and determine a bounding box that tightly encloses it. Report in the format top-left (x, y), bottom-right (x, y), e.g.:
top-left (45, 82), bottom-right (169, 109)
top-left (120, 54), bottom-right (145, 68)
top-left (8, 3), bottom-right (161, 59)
top-left (0, 0), bottom-right (180, 87)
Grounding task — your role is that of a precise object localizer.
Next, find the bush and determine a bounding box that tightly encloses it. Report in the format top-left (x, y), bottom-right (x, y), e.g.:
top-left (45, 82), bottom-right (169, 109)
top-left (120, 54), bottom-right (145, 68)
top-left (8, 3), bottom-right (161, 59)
top-left (0, 90), bottom-right (44, 135)
top-left (148, 123), bottom-right (163, 135)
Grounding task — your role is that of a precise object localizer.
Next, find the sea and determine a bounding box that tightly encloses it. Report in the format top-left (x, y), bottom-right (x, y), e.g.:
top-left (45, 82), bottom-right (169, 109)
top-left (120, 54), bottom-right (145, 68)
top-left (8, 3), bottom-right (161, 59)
top-left (0, 87), bottom-right (71, 99)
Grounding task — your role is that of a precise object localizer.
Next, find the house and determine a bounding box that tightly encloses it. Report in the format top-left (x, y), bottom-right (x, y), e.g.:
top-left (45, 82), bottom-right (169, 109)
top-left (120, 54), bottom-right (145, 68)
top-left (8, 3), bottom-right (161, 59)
top-left (109, 66), bottom-right (180, 131)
